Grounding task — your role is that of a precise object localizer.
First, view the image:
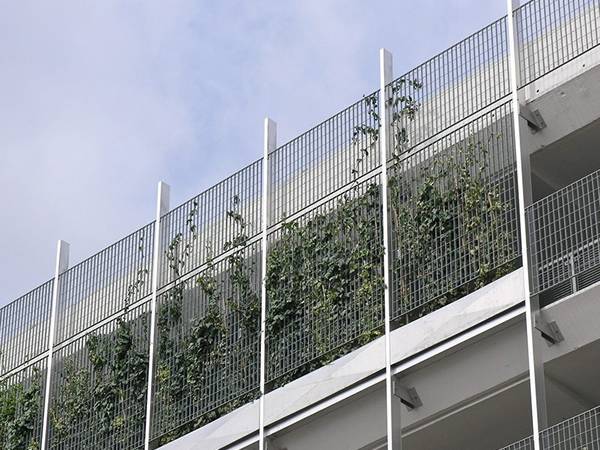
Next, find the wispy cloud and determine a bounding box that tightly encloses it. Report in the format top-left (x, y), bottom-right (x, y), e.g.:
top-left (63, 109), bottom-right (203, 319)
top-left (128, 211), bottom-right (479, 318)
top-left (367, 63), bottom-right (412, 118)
top-left (0, 0), bottom-right (505, 305)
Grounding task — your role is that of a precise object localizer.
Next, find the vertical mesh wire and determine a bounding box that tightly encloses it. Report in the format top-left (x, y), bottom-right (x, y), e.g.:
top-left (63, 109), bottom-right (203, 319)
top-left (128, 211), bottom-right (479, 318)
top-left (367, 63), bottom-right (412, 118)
top-left (151, 240), bottom-right (261, 444)
top-left (48, 302), bottom-right (150, 450)
top-left (516, 0), bottom-right (600, 87)
top-left (527, 168), bottom-right (600, 301)
top-left (55, 223), bottom-right (154, 344)
top-left (159, 159), bottom-right (262, 288)
top-left (388, 17), bottom-right (510, 158)
top-left (269, 92), bottom-right (381, 226)
top-left (266, 175), bottom-right (385, 387)
top-left (0, 358), bottom-right (47, 449)
top-left (0, 280), bottom-right (53, 375)
top-left (388, 102), bottom-right (521, 323)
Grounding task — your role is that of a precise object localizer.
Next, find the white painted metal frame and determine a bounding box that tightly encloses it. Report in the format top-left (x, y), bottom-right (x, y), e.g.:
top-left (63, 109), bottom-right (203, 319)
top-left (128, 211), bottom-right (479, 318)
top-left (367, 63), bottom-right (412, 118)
top-left (260, 118), bottom-right (277, 450)
top-left (144, 181), bottom-right (171, 450)
top-left (506, 1), bottom-right (547, 449)
top-left (41, 240), bottom-right (69, 450)
top-left (379, 48), bottom-right (401, 450)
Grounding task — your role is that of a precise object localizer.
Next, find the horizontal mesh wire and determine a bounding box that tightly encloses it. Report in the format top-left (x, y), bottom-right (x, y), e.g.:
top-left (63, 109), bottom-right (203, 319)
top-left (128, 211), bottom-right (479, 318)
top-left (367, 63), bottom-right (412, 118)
top-left (516, 0), bottom-right (600, 87)
top-left (0, 280), bottom-right (53, 375)
top-left (159, 159), bottom-right (262, 288)
top-left (266, 175), bottom-right (385, 386)
top-left (151, 240), bottom-right (261, 445)
top-left (540, 405), bottom-right (600, 449)
top-left (527, 168), bottom-right (600, 299)
top-left (388, 17), bottom-right (510, 160)
top-left (0, 358), bottom-right (47, 450)
top-left (389, 101), bottom-right (521, 323)
top-left (55, 223), bottom-right (154, 344)
top-left (269, 92), bottom-right (381, 226)
top-left (48, 302), bottom-right (150, 450)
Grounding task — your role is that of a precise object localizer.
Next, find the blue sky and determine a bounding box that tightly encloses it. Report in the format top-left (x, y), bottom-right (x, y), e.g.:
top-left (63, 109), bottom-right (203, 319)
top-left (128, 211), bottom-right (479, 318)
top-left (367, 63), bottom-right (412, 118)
top-left (0, 0), bottom-right (506, 306)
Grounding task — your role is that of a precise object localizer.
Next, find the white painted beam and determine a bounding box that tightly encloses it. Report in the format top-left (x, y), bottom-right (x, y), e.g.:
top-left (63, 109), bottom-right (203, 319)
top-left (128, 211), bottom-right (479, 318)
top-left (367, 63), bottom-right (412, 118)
top-left (145, 180), bottom-right (171, 450)
top-left (260, 117), bottom-right (277, 450)
top-left (41, 240), bottom-right (69, 450)
top-left (506, 1), bottom-right (549, 448)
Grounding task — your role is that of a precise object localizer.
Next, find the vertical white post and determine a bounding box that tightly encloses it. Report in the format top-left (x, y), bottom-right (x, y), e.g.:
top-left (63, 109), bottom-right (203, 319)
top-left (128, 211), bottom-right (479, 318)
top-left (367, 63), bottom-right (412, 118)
top-left (260, 118), bottom-right (277, 450)
top-left (144, 181), bottom-right (171, 450)
top-left (41, 240), bottom-right (69, 450)
top-left (506, 1), bottom-right (548, 449)
top-left (379, 48), bottom-right (400, 450)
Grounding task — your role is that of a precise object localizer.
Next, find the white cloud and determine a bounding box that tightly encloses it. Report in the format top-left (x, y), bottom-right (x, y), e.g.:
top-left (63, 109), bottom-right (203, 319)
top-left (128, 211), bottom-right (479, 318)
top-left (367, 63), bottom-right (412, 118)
top-left (0, 0), bottom-right (505, 306)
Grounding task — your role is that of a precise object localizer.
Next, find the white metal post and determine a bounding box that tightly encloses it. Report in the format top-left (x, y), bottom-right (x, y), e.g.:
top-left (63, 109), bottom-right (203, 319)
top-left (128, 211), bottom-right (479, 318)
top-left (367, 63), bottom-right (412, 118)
top-left (506, 1), bottom-right (548, 448)
top-left (144, 181), bottom-right (171, 450)
top-left (260, 118), bottom-right (277, 450)
top-left (379, 48), bottom-right (401, 450)
top-left (41, 240), bottom-right (69, 450)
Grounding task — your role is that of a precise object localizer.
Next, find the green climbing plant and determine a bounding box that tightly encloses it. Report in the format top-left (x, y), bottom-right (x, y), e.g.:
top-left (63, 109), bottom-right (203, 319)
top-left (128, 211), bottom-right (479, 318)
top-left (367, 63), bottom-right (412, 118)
top-left (154, 195), bottom-right (260, 446)
top-left (0, 367), bottom-right (42, 450)
top-left (49, 235), bottom-right (151, 449)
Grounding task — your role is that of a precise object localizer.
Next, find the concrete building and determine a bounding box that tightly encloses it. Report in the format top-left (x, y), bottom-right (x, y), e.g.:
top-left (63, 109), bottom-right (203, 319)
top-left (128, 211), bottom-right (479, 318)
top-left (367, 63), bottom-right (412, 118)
top-left (1, 1), bottom-right (600, 449)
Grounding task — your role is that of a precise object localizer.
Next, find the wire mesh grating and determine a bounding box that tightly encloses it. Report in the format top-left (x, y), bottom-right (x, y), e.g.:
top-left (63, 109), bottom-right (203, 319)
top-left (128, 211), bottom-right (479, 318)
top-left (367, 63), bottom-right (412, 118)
top-left (0, 280), bottom-right (53, 376)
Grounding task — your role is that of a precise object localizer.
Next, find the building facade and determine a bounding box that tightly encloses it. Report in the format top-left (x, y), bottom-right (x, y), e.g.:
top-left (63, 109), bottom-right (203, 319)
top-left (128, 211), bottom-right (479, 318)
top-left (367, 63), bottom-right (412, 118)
top-left (1, 0), bottom-right (600, 449)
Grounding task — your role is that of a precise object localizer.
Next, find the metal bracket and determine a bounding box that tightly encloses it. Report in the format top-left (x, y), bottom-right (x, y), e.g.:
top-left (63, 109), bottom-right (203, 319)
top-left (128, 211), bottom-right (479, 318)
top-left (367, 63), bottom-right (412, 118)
top-left (534, 317), bottom-right (564, 345)
top-left (393, 379), bottom-right (422, 409)
top-left (519, 104), bottom-right (547, 132)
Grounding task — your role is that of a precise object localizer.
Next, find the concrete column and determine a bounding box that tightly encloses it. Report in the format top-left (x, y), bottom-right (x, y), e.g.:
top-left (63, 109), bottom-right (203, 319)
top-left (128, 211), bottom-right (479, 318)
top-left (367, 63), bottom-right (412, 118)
top-left (145, 181), bottom-right (171, 450)
top-left (506, 1), bottom-right (548, 449)
top-left (41, 240), bottom-right (70, 450)
top-left (260, 118), bottom-right (277, 450)
top-left (378, 48), bottom-right (402, 450)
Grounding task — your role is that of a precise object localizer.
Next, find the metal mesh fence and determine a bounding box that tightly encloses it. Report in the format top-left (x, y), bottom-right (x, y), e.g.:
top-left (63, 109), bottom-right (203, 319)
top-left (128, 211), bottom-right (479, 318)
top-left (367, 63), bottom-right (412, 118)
top-left (500, 437), bottom-right (535, 450)
top-left (527, 168), bottom-right (600, 302)
top-left (269, 93), bottom-right (381, 226)
top-left (516, 0), bottom-right (600, 87)
top-left (388, 17), bottom-right (510, 159)
top-left (159, 159), bottom-right (262, 288)
top-left (48, 302), bottom-right (150, 450)
top-left (0, 280), bottom-right (53, 375)
top-left (500, 405), bottom-right (600, 450)
top-left (0, 358), bottom-right (47, 450)
top-left (388, 101), bottom-right (521, 323)
top-left (55, 224), bottom-right (154, 344)
top-left (266, 175), bottom-right (385, 387)
top-left (540, 405), bottom-right (600, 449)
top-left (151, 240), bottom-right (261, 445)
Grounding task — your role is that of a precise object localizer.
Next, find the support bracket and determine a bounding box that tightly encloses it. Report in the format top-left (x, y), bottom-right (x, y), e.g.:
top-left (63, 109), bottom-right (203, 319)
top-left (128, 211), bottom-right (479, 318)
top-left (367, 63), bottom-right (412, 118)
top-left (519, 104), bottom-right (547, 132)
top-left (534, 316), bottom-right (564, 345)
top-left (392, 378), bottom-right (422, 409)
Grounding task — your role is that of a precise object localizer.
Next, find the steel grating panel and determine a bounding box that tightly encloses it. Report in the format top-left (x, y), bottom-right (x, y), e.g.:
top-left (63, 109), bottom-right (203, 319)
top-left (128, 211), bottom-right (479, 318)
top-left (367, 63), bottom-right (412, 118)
top-left (48, 302), bottom-right (151, 450)
top-left (159, 159), bottom-right (262, 289)
top-left (0, 280), bottom-right (53, 376)
top-left (528, 168), bottom-right (600, 300)
top-left (516, 0), bottom-right (600, 87)
top-left (269, 92), bottom-right (381, 227)
top-left (0, 358), bottom-right (47, 449)
top-left (388, 17), bottom-right (510, 159)
top-left (55, 223), bottom-right (154, 344)
top-left (389, 101), bottom-right (521, 323)
top-left (151, 240), bottom-right (261, 446)
top-left (266, 175), bottom-right (385, 388)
